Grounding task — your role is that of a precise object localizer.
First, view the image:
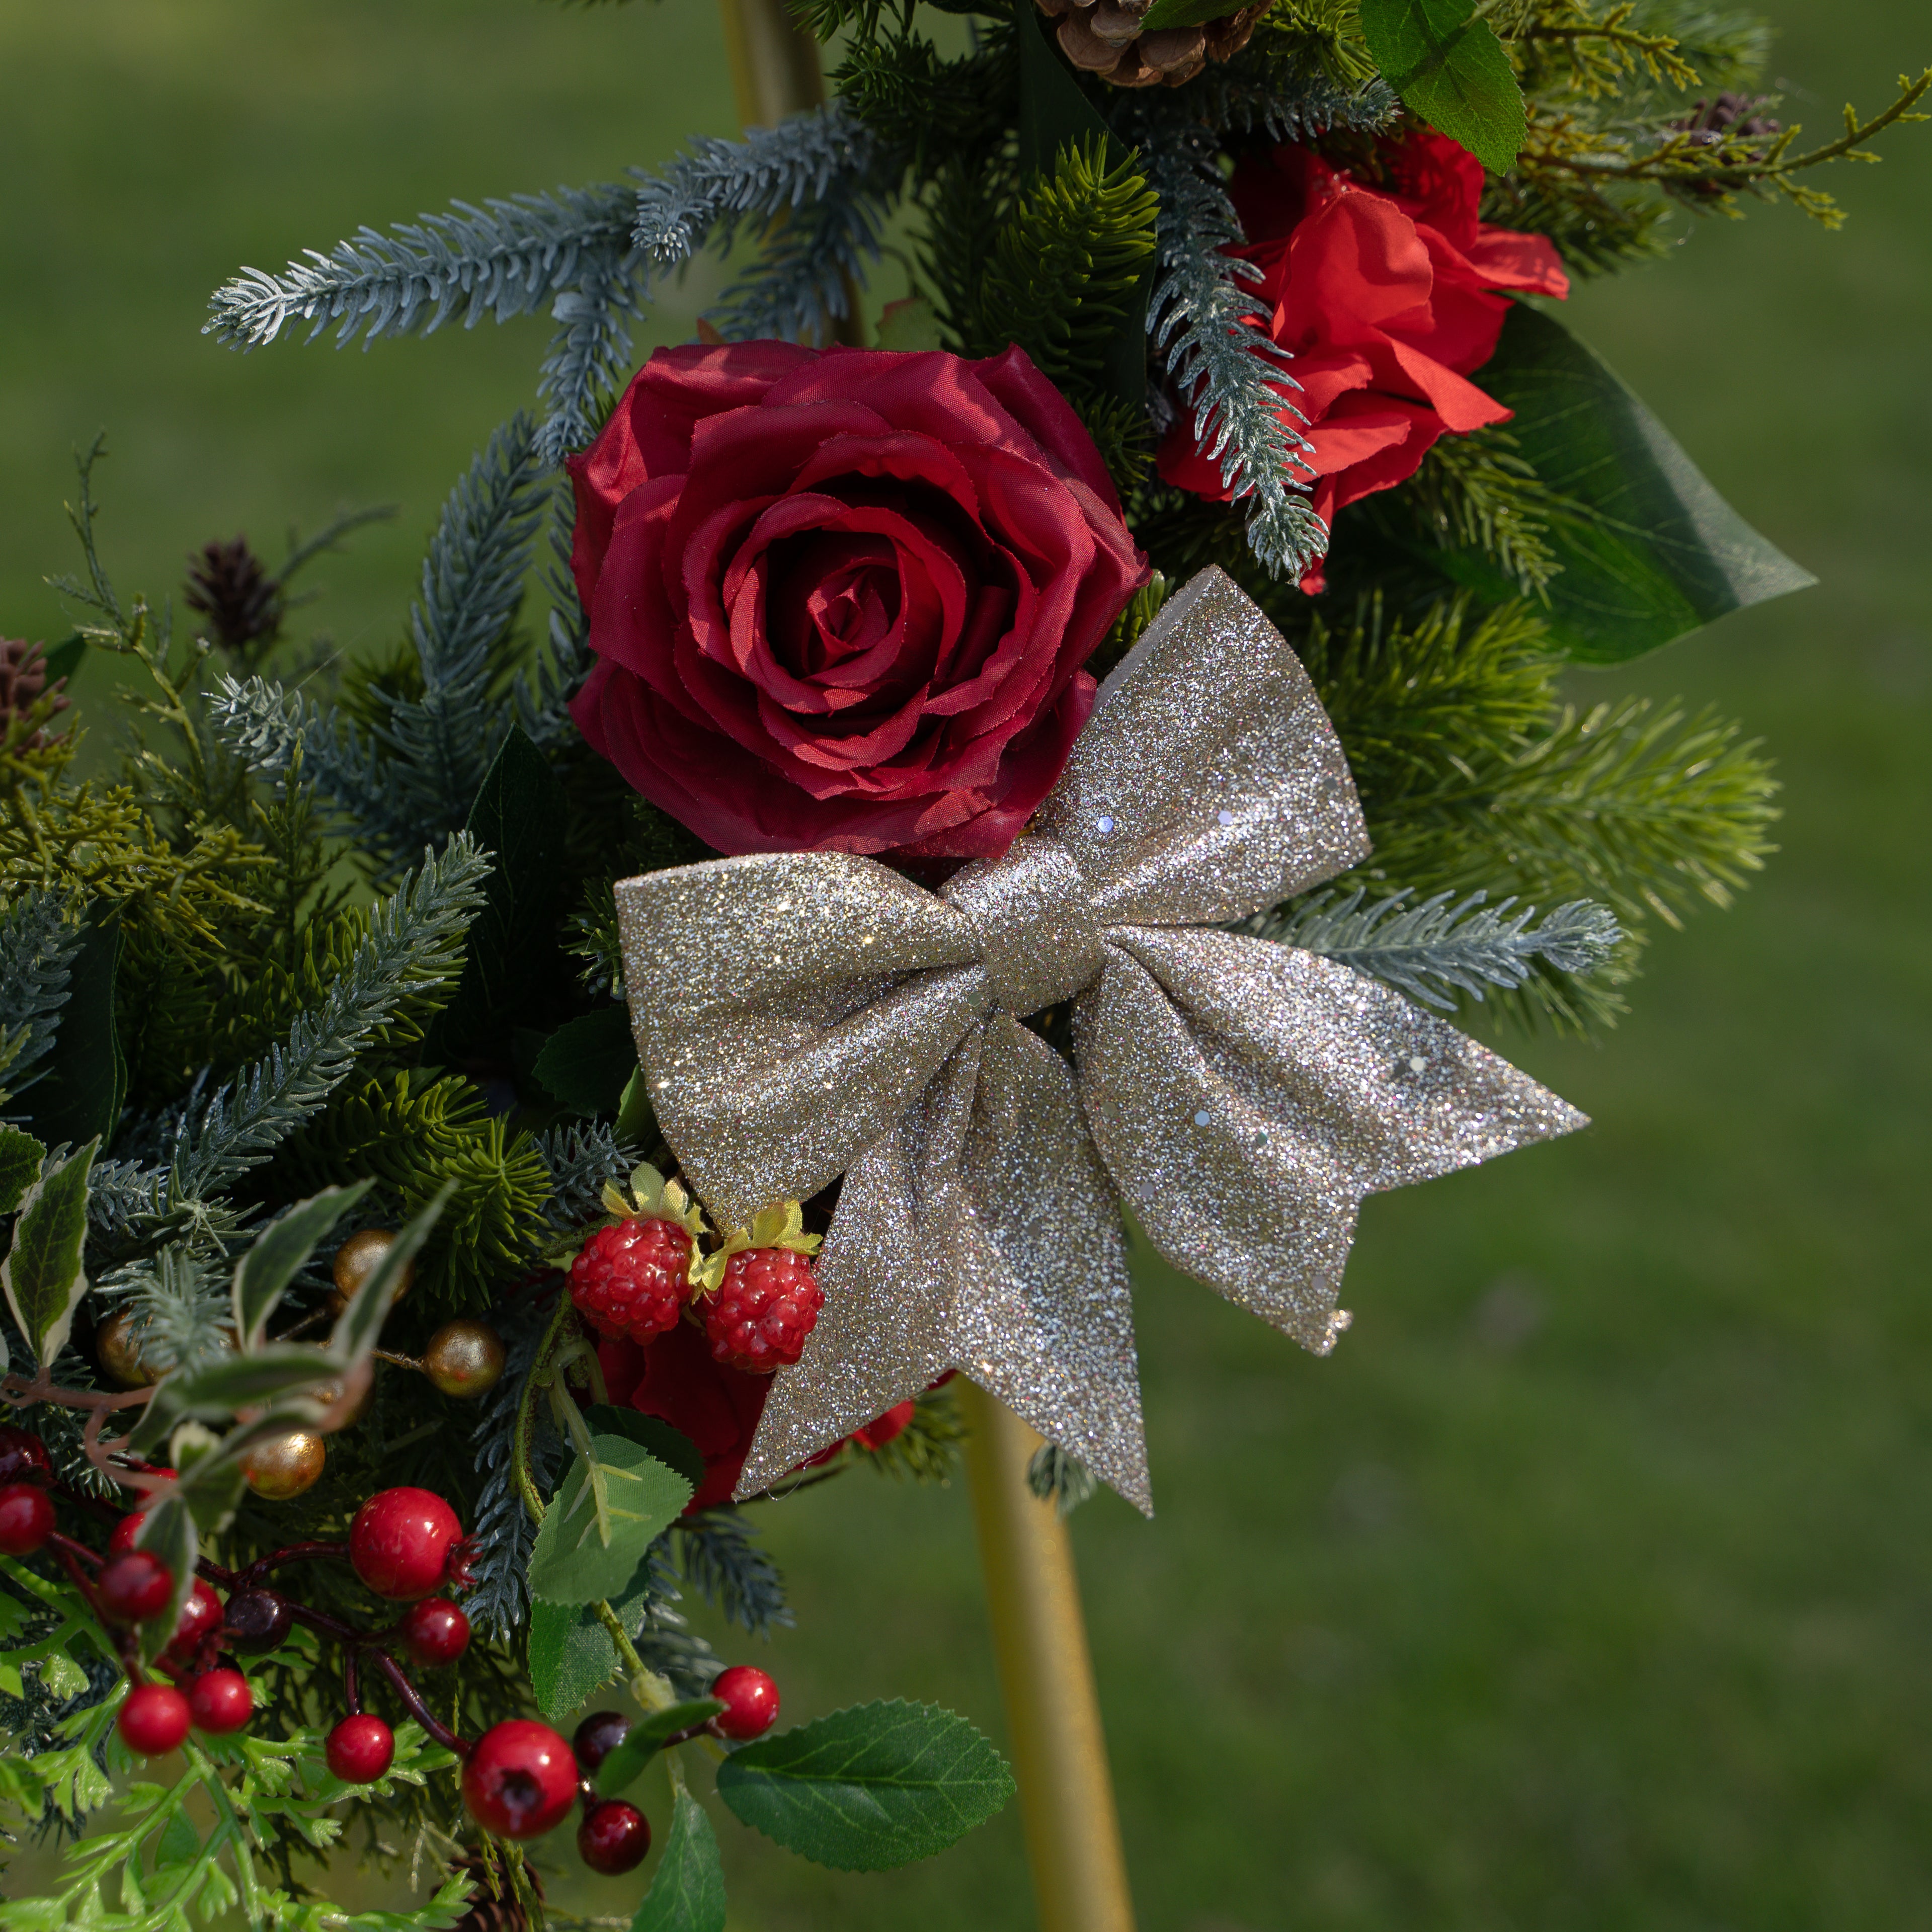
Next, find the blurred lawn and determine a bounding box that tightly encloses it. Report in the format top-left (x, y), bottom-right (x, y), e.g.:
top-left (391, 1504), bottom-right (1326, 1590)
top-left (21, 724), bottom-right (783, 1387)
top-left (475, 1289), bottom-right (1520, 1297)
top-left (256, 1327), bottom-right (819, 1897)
top-left (4, 1), bottom-right (1931, 1926)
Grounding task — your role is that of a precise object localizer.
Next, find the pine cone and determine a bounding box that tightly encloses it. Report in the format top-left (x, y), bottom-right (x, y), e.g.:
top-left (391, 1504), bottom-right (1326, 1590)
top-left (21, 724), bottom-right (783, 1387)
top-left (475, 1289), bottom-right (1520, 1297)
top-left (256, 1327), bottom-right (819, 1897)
top-left (447, 1855), bottom-right (543, 1932)
top-left (185, 535), bottom-right (283, 656)
top-left (1035, 0), bottom-right (1268, 88)
top-left (0, 637), bottom-right (70, 746)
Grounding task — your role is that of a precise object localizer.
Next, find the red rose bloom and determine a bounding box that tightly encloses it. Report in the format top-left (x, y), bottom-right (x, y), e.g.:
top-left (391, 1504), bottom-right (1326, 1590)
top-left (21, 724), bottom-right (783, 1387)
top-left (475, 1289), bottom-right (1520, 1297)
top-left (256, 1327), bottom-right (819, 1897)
top-left (598, 1324), bottom-right (770, 1510)
top-left (569, 343), bottom-right (1148, 859)
top-left (1158, 132), bottom-right (1570, 589)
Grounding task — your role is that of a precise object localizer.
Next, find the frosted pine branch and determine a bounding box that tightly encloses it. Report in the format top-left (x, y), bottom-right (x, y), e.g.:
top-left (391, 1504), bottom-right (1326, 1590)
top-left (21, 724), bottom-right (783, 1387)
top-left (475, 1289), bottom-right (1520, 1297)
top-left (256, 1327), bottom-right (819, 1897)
top-left (1252, 888), bottom-right (1624, 1009)
top-left (0, 887), bottom-right (86, 1105)
top-left (514, 489), bottom-right (594, 751)
top-left (533, 1121), bottom-right (636, 1230)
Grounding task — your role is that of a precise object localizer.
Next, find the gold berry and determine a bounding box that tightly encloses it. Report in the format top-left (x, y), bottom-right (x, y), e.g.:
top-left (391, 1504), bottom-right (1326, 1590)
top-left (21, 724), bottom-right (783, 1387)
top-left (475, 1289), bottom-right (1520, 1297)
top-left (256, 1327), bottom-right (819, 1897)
top-left (96, 1308), bottom-right (158, 1389)
top-left (331, 1230), bottom-right (413, 1309)
top-left (422, 1320), bottom-right (507, 1400)
top-left (242, 1430), bottom-right (327, 1500)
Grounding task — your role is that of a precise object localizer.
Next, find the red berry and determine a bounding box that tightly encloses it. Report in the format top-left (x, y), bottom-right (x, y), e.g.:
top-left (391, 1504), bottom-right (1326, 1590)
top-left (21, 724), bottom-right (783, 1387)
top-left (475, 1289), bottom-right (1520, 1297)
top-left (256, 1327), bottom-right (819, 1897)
top-left (462, 1720), bottom-right (580, 1839)
top-left (0, 1483), bottom-right (54, 1556)
top-left (578, 1798), bottom-right (651, 1874)
top-left (709, 1665), bottom-right (780, 1740)
top-left (223, 1588), bottom-right (292, 1654)
top-left (109, 1513), bottom-right (142, 1555)
top-left (119, 1683), bottom-right (191, 1757)
top-left (349, 1488), bottom-right (464, 1601)
top-left (569, 1219), bottom-right (694, 1346)
top-left (327, 1713), bottom-right (395, 1783)
top-left (188, 1668), bottom-right (253, 1734)
top-left (853, 1401), bottom-right (916, 1451)
top-left (571, 1710), bottom-right (629, 1774)
top-left (98, 1550), bottom-right (175, 1624)
top-left (703, 1249), bottom-right (823, 1374)
top-left (0, 1425), bottom-right (51, 1487)
top-left (161, 1579), bottom-right (224, 1671)
top-left (399, 1597), bottom-right (470, 1668)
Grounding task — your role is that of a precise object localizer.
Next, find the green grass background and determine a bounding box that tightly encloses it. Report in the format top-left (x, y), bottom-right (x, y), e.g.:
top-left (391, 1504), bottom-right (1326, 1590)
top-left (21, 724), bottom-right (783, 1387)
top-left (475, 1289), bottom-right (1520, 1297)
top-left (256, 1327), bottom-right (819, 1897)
top-left (3, 1), bottom-right (1929, 1925)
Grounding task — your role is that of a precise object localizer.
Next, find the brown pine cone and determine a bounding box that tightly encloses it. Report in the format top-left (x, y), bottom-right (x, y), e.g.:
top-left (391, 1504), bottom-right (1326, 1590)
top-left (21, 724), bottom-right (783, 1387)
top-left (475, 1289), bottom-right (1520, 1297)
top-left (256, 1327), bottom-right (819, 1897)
top-left (1035, 0), bottom-right (1268, 88)
top-left (0, 637), bottom-right (70, 746)
top-left (185, 534), bottom-right (283, 657)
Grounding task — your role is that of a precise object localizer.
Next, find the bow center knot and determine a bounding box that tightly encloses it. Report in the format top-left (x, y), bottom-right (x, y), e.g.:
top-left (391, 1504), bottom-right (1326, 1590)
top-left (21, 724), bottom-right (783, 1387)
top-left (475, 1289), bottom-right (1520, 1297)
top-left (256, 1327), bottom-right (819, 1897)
top-left (943, 837), bottom-right (1106, 1016)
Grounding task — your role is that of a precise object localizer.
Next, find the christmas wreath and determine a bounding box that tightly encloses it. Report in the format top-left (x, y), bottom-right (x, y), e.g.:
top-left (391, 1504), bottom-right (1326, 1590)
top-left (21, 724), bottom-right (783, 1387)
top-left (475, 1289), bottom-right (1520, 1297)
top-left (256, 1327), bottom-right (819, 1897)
top-left (0, 1), bottom-right (1923, 1927)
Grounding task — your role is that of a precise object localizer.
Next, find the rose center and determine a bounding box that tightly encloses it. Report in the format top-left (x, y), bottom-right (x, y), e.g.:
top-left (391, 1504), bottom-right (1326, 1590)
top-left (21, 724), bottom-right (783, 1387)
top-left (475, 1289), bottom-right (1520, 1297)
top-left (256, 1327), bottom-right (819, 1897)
top-left (768, 532), bottom-right (903, 678)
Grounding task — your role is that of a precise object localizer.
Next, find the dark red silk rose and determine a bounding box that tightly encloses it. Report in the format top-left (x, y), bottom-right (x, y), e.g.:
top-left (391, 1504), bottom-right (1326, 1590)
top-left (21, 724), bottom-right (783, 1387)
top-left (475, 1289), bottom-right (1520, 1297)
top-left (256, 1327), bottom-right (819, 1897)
top-left (598, 1325), bottom-right (768, 1510)
top-left (569, 343), bottom-right (1148, 859)
top-left (1158, 132), bottom-right (1570, 590)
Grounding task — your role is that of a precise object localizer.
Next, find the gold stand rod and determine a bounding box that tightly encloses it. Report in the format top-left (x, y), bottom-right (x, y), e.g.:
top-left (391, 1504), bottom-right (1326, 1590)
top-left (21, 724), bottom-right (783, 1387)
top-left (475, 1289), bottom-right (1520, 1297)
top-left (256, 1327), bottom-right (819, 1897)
top-left (716, 0), bottom-right (827, 127)
top-left (961, 1381), bottom-right (1137, 1932)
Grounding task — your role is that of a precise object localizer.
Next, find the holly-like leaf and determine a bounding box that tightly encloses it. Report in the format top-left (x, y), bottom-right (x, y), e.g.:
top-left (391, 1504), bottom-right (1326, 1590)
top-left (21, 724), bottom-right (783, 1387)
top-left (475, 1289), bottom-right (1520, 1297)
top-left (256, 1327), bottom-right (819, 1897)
top-left (632, 1787), bottom-right (728, 1932)
top-left (232, 1180), bottom-right (372, 1349)
top-left (715, 1701), bottom-right (1016, 1871)
top-left (1439, 304), bottom-right (1816, 660)
top-left (532, 1008), bottom-right (639, 1118)
top-left (528, 1434), bottom-right (691, 1607)
top-left (1, 1137), bottom-right (97, 1370)
top-left (0, 1124), bottom-right (45, 1217)
top-left (583, 1405), bottom-right (707, 1493)
top-left (594, 1700), bottom-right (725, 1798)
top-left (1359, 0), bottom-right (1527, 174)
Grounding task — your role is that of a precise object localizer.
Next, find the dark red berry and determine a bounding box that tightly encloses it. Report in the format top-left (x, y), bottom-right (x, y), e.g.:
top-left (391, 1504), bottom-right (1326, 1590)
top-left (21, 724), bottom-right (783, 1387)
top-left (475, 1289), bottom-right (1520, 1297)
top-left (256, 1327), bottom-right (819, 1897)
top-left (223, 1589), bottom-right (292, 1654)
top-left (349, 1488), bottom-right (464, 1601)
top-left (704, 1249), bottom-right (823, 1374)
top-left (0, 1425), bottom-right (51, 1487)
top-left (0, 1483), bottom-right (54, 1556)
top-left (578, 1798), bottom-right (651, 1875)
top-left (161, 1579), bottom-right (224, 1671)
top-left (326, 1713), bottom-right (395, 1783)
top-left (188, 1668), bottom-right (253, 1734)
top-left (109, 1513), bottom-right (142, 1555)
top-left (569, 1219), bottom-right (694, 1346)
top-left (119, 1683), bottom-right (192, 1756)
top-left (399, 1597), bottom-right (470, 1668)
top-left (462, 1720), bottom-right (580, 1839)
top-left (571, 1710), bottom-right (629, 1774)
top-left (98, 1550), bottom-right (175, 1624)
top-left (710, 1665), bottom-right (780, 1740)
top-left (853, 1400), bottom-right (916, 1450)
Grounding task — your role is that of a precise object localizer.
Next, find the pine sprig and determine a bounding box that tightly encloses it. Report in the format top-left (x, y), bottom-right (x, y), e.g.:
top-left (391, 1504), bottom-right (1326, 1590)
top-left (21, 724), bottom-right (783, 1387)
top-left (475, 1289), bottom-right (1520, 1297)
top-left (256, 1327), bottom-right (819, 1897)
top-left (672, 1511), bottom-right (793, 1639)
top-left (0, 886), bottom-right (85, 1107)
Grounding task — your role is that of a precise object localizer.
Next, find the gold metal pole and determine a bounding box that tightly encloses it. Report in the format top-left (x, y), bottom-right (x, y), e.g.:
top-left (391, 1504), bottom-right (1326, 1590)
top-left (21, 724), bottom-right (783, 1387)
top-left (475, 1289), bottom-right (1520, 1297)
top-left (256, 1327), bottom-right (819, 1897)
top-left (716, 0), bottom-right (827, 128)
top-left (960, 1381), bottom-right (1138, 1932)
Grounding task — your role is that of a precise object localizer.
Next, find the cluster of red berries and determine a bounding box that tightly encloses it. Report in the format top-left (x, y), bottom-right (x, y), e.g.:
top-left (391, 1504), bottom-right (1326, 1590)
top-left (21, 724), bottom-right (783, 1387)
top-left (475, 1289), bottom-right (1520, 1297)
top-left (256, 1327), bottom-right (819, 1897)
top-left (460, 1665), bottom-right (780, 1872)
top-left (569, 1216), bottom-right (824, 1374)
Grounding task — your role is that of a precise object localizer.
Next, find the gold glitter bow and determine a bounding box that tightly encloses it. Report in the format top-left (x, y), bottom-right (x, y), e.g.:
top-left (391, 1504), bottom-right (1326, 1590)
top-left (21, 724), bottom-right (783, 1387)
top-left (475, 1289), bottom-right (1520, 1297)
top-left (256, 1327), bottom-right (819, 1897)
top-left (616, 568), bottom-right (1585, 1511)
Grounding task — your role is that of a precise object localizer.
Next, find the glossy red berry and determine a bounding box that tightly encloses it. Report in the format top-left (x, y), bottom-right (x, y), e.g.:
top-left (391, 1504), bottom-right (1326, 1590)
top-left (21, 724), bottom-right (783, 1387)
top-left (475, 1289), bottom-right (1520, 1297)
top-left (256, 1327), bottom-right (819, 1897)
top-left (349, 1488), bottom-right (464, 1601)
top-left (462, 1720), bottom-right (580, 1839)
top-left (188, 1668), bottom-right (253, 1734)
top-left (98, 1550), bottom-right (175, 1624)
top-left (578, 1798), bottom-right (651, 1875)
top-left (223, 1588), bottom-right (292, 1654)
top-left (0, 1483), bottom-right (54, 1556)
top-left (399, 1597), bottom-right (470, 1668)
top-left (853, 1400), bottom-right (916, 1450)
top-left (109, 1513), bottom-right (142, 1555)
top-left (571, 1709), bottom-right (630, 1774)
top-left (709, 1665), bottom-right (780, 1740)
top-left (161, 1579), bottom-right (224, 1671)
top-left (119, 1682), bottom-right (192, 1756)
top-left (0, 1425), bottom-right (51, 1487)
top-left (704, 1249), bottom-right (823, 1374)
top-left (326, 1713), bottom-right (395, 1783)
top-left (570, 1219), bottom-right (694, 1346)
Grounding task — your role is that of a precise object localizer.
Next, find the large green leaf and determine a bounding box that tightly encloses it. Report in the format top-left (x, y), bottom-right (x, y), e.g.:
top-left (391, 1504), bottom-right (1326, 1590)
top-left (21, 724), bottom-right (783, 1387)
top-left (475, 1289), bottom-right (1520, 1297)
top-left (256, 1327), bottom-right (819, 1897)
top-left (532, 1008), bottom-right (638, 1119)
top-left (528, 1598), bottom-right (623, 1724)
top-left (594, 1701), bottom-right (725, 1799)
top-left (583, 1404), bottom-right (706, 1493)
top-left (0, 1125), bottom-right (46, 1217)
top-left (1, 1138), bottom-right (96, 1369)
top-left (715, 1701), bottom-right (1016, 1871)
top-left (1444, 304), bottom-right (1816, 661)
top-left (631, 1788), bottom-right (728, 1932)
top-left (231, 1181), bottom-right (372, 1348)
top-left (23, 912), bottom-right (124, 1150)
top-left (1359, 0), bottom-right (1526, 174)
top-left (528, 1434), bottom-right (691, 1607)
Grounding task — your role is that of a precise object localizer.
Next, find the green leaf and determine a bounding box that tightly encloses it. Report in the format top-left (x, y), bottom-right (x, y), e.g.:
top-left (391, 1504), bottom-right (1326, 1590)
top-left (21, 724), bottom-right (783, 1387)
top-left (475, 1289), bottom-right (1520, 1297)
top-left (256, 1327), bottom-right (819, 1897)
top-left (328, 1186), bottom-right (449, 1367)
top-left (715, 1700), bottom-right (1016, 1871)
top-left (22, 911), bottom-right (125, 1150)
top-left (632, 1787), bottom-right (728, 1932)
top-left (532, 1008), bottom-right (638, 1119)
top-left (132, 1491), bottom-right (199, 1665)
top-left (528, 1600), bottom-right (620, 1724)
top-left (874, 294), bottom-right (944, 353)
top-left (35, 1648), bottom-right (88, 1701)
top-left (158, 1342), bottom-right (341, 1417)
top-left (232, 1180), bottom-right (372, 1348)
top-left (169, 1421), bottom-right (250, 1534)
top-left (614, 1068), bottom-right (657, 1150)
top-left (528, 1434), bottom-right (691, 1607)
top-left (152, 1808), bottom-right (201, 1870)
top-left (1, 1137), bottom-right (96, 1369)
top-left (432, 727), bottom-right (568, 1059)
top-left (1442, 305), bottom-right (1816, 661)
top-left (1359, 0), bottom-right (1527, 174)
top-left (37, 635), bottom-right (86, 685)
top-left (0, 1124), bottom-right (45, 1217)
top-left (594, 1701), bottom-right (725, 1798)
top-left (583, 1405), bottom-right (706, 1493)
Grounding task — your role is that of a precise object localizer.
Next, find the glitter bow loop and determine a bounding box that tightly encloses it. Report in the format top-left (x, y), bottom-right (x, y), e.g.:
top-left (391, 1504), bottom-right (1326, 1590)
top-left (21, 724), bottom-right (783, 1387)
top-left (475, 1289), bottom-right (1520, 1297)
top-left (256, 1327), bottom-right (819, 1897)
top-left (616, 569), bottom-right (1587, 1514)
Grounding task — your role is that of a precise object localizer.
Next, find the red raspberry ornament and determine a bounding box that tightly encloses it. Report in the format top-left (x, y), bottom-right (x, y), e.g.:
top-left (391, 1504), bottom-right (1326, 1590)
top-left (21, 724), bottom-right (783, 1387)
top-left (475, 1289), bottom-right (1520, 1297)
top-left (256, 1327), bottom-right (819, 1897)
top-left (579, 1798), bottom-right (651, 1874)
top-left (350, 1488), bottom-right (464, 1601)
top-left (327, 1713), bottom-right (395, 1783)
top-left (399, 1597), bottom-right (470, 1668)
top-left (709, 1664), bottom-right (780, 1740)
top-left (704, 1248), bottom-right (823, 1374)
top-left (570, 1220), bottom-right (693, 1345)
top-left (0, 1484), bottom-right (54, 1556)
top-left (0, 1424), bottom-right (51, 1487)
top-left (188, 1668), bottom-right (253, 1734)
top-left (98, 1550), bottom-right (175, 1624)
top-left (462, 1720), bottom-right (579, 1839)
top-left (119, 1683), bottom-right (192, 1757)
